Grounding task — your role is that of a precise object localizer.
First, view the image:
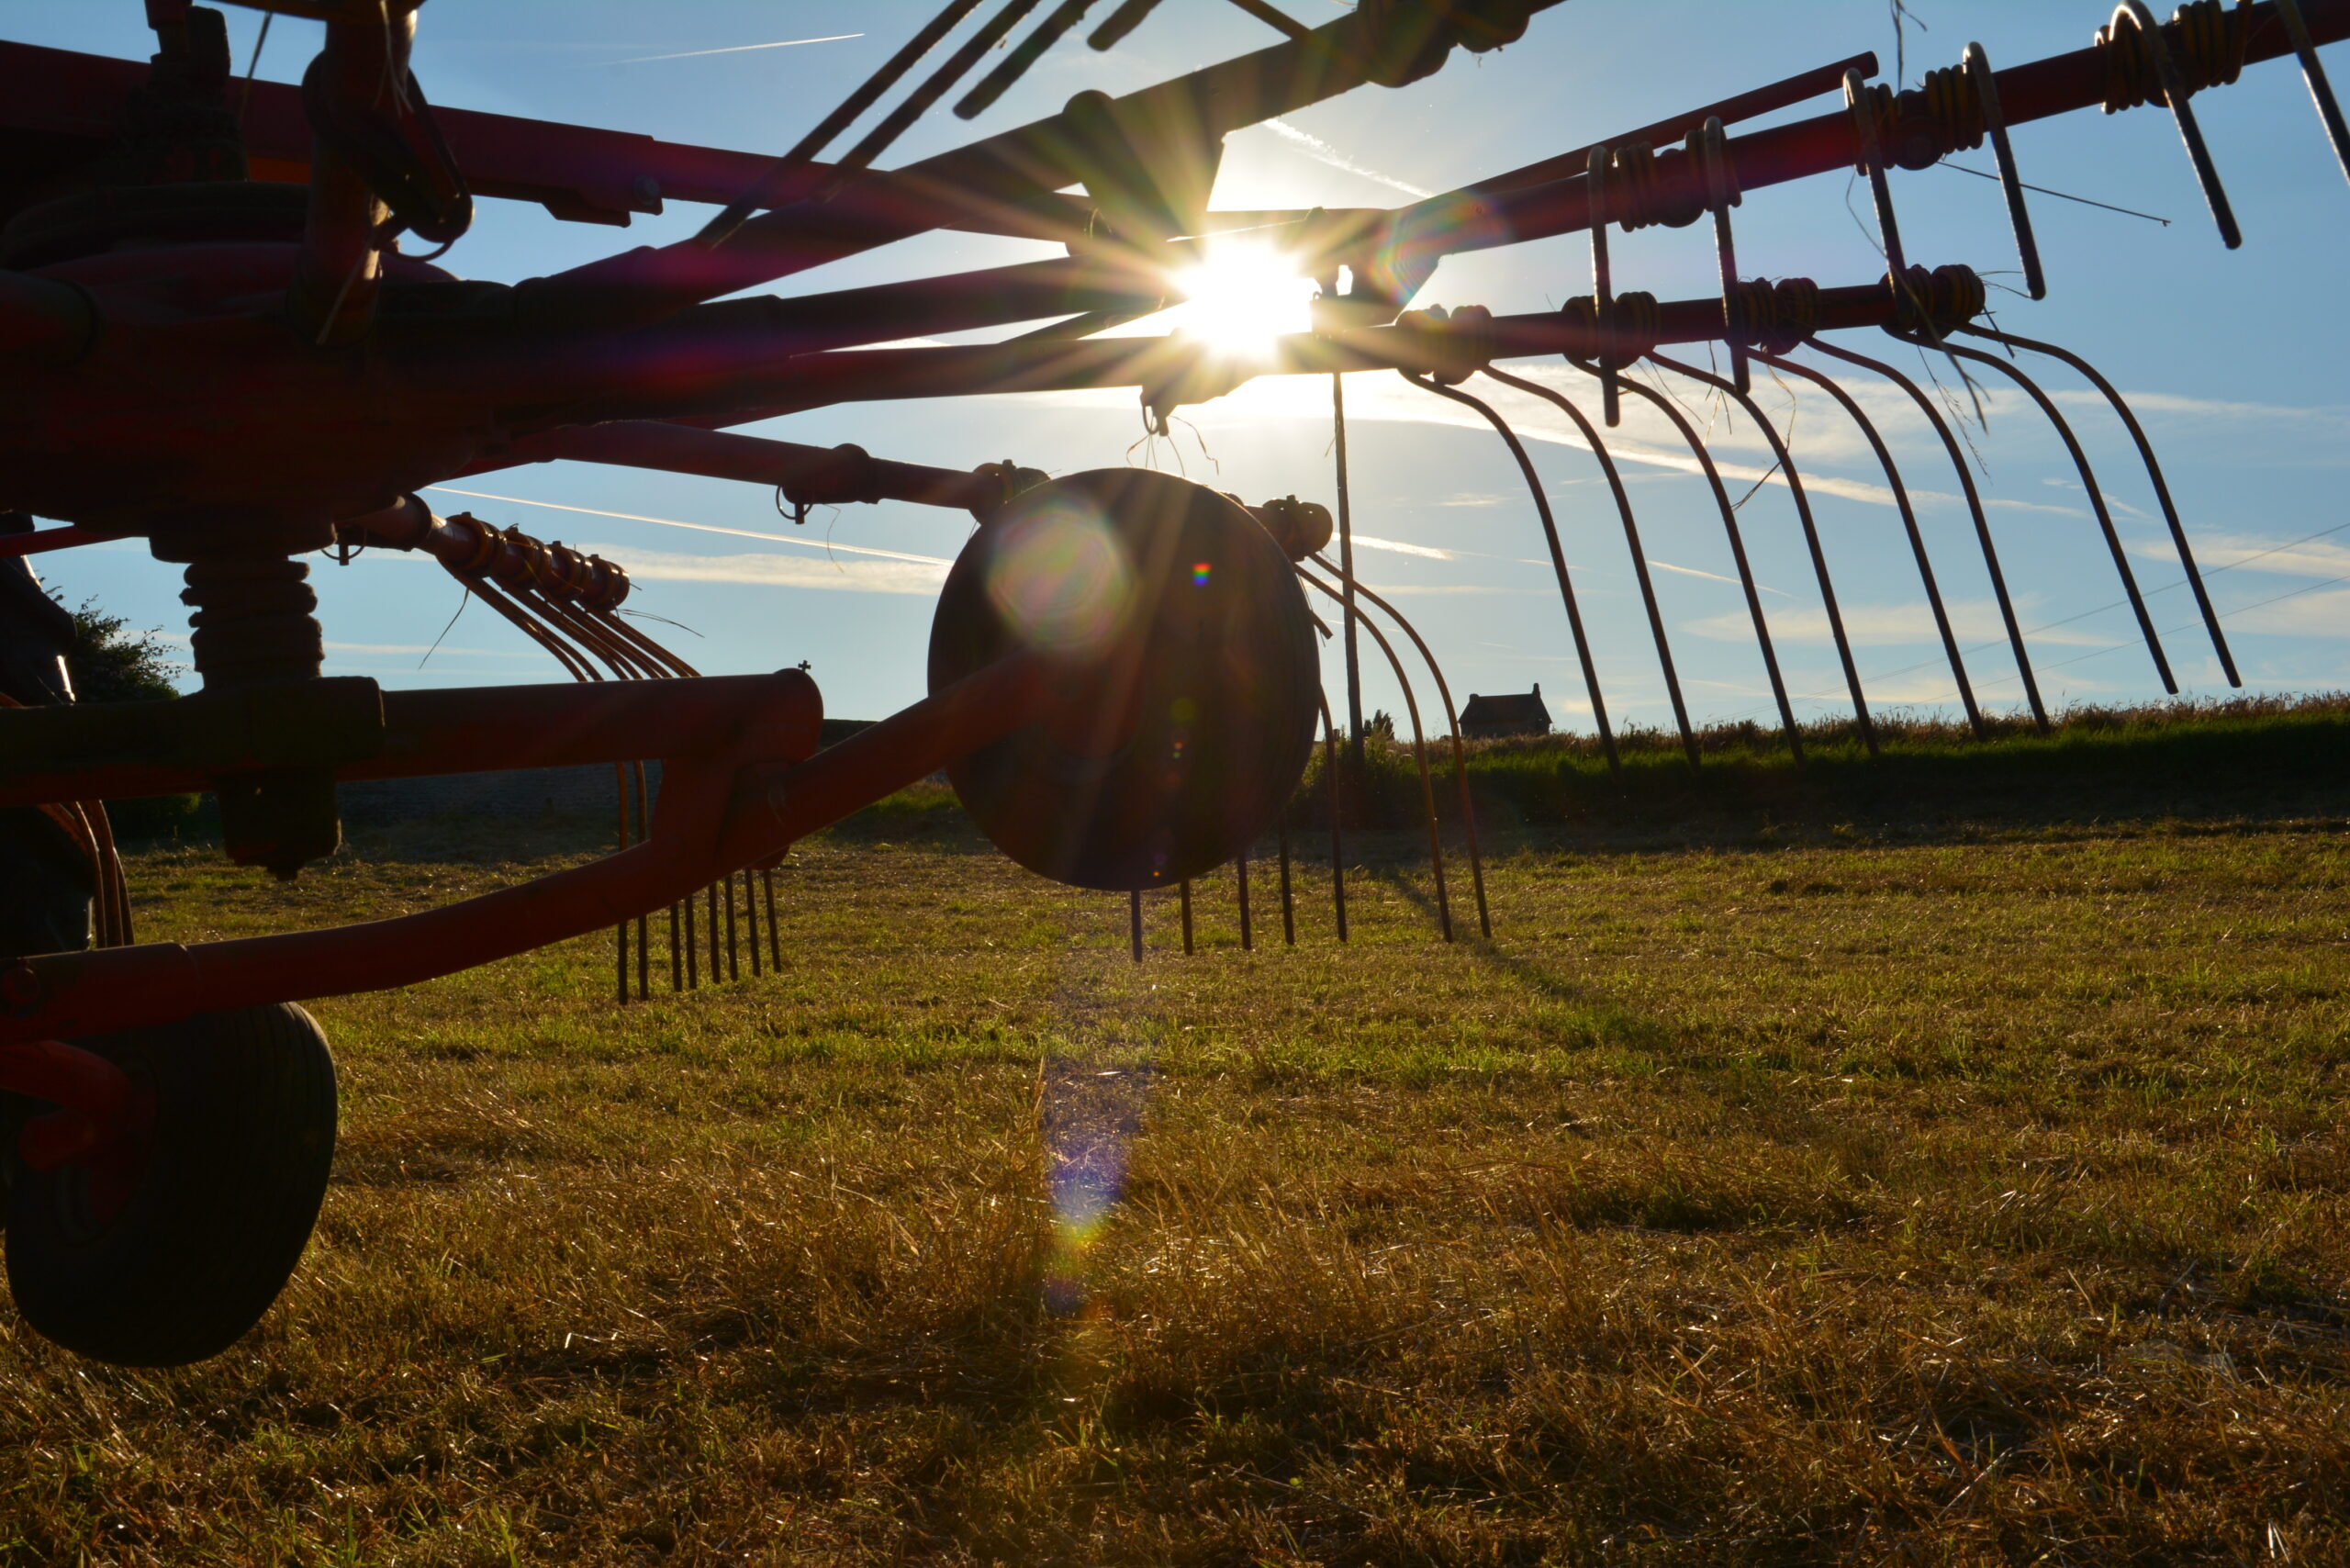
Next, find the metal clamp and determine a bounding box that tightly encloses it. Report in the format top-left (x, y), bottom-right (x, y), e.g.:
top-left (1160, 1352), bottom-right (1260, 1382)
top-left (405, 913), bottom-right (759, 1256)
top-left (1964, 42), bottom-right (2046, 299)
top-left (2109, 0), bottom-right (2242, 248)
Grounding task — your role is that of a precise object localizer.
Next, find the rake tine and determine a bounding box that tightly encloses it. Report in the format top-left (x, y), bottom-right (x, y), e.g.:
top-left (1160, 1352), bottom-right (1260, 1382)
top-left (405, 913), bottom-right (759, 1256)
top-left (724, 871), bottom-right (740, 982)
top-left (1180, 878), bottom-right (1194, 954)
top-left (1404, 372), bottom-right (1621, 779)
top-left (1957, 322), bottom-right (2242, 687)
top-left (1129, 889), bottom-right (1143, 963)
top-left (743, 868), bottom-right (763, 978)
top-left (1482, 368), bottom-right (1700, 773)
top-left (1892, 331), bottom-right (2179, 694)
top-left (1965, 43), bottom-right (2047, 299)
top-left (958, 0), bottom-right (1102, 119)
top-left (1296, 565), bottom-right (1453, 941)
top-left (708, 880), bottom-right (723, 982)
top-left (1277, 811), bottom-right (1296, 946)
top-left (1309, 556), bottom-right (1492, 939)
top-left (1575, 361), bottom-right (1807, 765)
top-left (1752, 353), bottom-right (1986, 739)
top-left (1588, 146), bottom-right (1621, 427)
top-left (1693, 118), bottom-right (1750, 394)
top-left (1088, 0), bottom-right (1166, 50)
top-left (670, 900), bottom-right (684, 992)
top-left (634, 761), bottom-right (652, 999)
top-left (765, 868), bottom-right (782, 971)
top-left (2276, 0), bottom-right (2350, 190)
top-left (1805, 339), bottom-right (2051, 733)
top-left (2107, 0), bottom-right (2242, 247)
top-left (683, 887), bottom-right (698, 989)
top-left (1845, 68), bottom-right (1909, 279)
top-left (1651, 352), bottom-right (1879, 755)
top-left (1319, 690), bottom-right (1348, 944)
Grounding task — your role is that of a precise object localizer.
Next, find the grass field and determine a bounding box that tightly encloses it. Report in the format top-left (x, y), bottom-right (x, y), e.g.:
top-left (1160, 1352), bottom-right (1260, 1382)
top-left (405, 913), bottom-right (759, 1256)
top-left (3, 712), bottom-right (2348, 1564)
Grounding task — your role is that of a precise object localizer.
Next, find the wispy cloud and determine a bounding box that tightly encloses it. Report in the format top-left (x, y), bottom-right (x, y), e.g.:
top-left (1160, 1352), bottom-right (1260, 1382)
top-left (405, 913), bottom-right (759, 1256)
top-left (611, 34), bottom-right (861, 65)
top-left (1253, 118), bottom-right (1434, 198)
top-left (1352, 534), bottom-right (1456, 560)
top-left (2131, 528), bottom-right (2350, 582)
top-left (591, 543), bottom-right (947, 596)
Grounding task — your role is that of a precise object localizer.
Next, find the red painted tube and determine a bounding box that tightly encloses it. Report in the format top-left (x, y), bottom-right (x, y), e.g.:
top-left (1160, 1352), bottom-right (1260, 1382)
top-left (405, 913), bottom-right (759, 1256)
top-left (0, 652), bottom-right (1061, 1045)
top-left (0, 525), bottom-right (103, 559)
top-left (482, 424), bottom-right (999, 514)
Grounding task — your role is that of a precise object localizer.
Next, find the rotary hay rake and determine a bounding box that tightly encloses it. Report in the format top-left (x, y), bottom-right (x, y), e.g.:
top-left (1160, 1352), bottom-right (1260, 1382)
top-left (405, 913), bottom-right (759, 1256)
top-left (0, 0), bottom-right (2340, 1365)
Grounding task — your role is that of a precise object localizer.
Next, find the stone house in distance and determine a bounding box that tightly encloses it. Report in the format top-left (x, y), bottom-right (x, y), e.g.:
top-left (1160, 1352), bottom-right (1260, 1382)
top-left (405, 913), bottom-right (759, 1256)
top-left (1459, 684), bottom-right (1552, 740)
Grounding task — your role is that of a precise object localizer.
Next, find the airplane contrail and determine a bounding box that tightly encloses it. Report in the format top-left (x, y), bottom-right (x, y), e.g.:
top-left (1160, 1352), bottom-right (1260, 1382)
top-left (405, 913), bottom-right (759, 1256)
top-left (612, 34), bottom-right (862, 65)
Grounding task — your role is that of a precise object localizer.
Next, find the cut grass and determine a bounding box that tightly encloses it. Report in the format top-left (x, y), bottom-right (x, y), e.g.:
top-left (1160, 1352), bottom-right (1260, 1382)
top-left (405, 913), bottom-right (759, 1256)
top-left (3, 767), bottom-right (2348, 1562)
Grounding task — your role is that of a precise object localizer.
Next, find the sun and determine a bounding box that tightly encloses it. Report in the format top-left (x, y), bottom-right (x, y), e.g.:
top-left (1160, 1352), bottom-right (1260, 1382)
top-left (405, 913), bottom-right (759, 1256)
top-left (1170, 241), bottom-right (1315, 355)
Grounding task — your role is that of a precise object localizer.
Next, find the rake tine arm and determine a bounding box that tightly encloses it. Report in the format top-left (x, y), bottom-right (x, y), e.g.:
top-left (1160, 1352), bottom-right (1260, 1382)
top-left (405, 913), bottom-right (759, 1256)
top-left (1748, 353), bottom-right (1986, 738)
top-left (1801, 340), bottom-right (2050, 733)
top-left (1576, 363), bottom-right (1807, 764)
top-left (1651, 353), bottom-right (1878, 754)
top-left (1955, 323), bottom-right (2242, 687)
top-left (1480, 368), bottom-right (1699, 771)
top-left (1294, 564), bottom-right (1453, 940)
top-left (1890, 333), bottom-right (2179, 695)
top-left (476, 423), bottom-right (1012, 518)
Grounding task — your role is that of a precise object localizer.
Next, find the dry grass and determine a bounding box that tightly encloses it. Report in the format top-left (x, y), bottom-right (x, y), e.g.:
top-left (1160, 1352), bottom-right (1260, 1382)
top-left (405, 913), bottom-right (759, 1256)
top-left (3, 790), bottom-right (2347, 1562)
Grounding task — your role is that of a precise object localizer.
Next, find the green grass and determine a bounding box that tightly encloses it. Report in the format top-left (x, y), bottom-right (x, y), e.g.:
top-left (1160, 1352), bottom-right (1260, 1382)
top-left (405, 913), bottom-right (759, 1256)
top-left (5, 711), bottom-right (2349, 1563)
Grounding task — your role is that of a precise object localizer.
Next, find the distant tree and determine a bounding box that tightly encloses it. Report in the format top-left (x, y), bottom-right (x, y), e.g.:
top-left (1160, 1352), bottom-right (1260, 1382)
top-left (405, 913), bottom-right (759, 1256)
top-left (66, 599), bottom-right (181, 703)
top-left (1366, 710), bottom-right (1397, 745)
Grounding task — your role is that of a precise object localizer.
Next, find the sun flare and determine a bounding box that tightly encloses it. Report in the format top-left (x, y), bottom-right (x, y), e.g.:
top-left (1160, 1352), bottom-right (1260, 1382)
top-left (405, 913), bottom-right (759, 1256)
top-left (1170, 241), bottom-right (1314, 355)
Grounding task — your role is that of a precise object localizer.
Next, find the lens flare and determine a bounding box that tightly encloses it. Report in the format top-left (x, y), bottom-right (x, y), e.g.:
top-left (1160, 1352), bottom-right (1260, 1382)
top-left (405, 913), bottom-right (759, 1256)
top-left (1171, 241), bottom-right (1313, 355)
top-left (982, 498), bottom-right (1136, 654)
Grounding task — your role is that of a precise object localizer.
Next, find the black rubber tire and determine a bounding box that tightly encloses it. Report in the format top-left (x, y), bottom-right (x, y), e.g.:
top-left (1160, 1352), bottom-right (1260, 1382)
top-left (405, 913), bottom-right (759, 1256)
top-left (5, 1003), bottom-right (337, 1367)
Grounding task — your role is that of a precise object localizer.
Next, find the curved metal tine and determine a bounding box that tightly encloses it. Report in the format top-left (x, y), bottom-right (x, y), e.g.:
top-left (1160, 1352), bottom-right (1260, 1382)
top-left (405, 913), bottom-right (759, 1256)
top-left (1589, 145), bottom-right (1621, 427)
top-left (2111, 0), bottom-right (2242, 247)
top-left (1650, 352), bottom-right (1880, 755)
top-left (2276, 0), bottom-right (2350, 189)
top-left (1294, 565), bottom-right (1453, 941)
top-left (1317, 689), bottom-right (1348, 943)
top-left (1482, 367), bottom-right (1701, 772)
top-left (1892, 330), bottom-right (2180, 693)
top-left (1403, 372), bottom-right (1624, 778)
top-left (1746, 353), bottom-right (1986, 738)
top-left (1965, 42), bottom-right (2046, 299)
top-left (1308, 555), bottom-right (1492, 937)
top-left (1804, 338), bottom-right (2051, 733)
top-left (1845, 68), bottom-right (1908, 279)
top-left (1571, 360), bottom-right (1808, 764)
top-left (1695, 118), bottom-right (1750, 393)
top-left (1957, 321), bottom-right (2241, 687)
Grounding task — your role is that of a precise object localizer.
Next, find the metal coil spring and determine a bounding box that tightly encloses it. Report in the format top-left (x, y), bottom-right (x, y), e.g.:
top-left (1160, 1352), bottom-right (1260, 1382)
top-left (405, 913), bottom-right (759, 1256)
top-left (1890, 263), bottom-right (1987, 334)
top-left (1559, 289), bottom-right (1662, 363)
top-left (2098, 0), bottom-right (2252, 111)
top-left (1732, 276), bottom-right (1823, 354)
top-left (1595, 143), bottom-right (1710, 231)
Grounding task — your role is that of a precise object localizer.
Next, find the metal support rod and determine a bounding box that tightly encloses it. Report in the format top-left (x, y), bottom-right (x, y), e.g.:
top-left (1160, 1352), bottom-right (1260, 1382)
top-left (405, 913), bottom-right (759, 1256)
top-left (1482, 367), bottom-right (1699, 772)
top-left (2277, 0), bottom-right (2350, 189)
top-left (1695, 118), bottom-right (1749, 394)
top-left (1129, 889), bottom-right (1144, 963)
top-left (1577, 362), bottom-right (1807, 762)
top-left (764, 868), bottom-right (782, 971)
top-left (1404, 373), bottom-right (1620, 779)
top-left (743, 868), bottom-right (763, 978)
top-left (1180, 878), bottom-right (1193, 954)
top-left (1845, 67), bottom-right (1908, 280)
top-left (1277, 813), bottom-right (1295, 946)
top-left (1307, 557), bottom-right (1492, 938)
top-left (1744, 352), bottom-right (1985, 738)
top-left (1957, 323), bottom-right (2241, 686)
top-left (1651, 352), bottom-right (1878, 754)
top-left (684, 890), bottom-right (698, 988)
top-left (633, 762), bottom-right (652, 1000)
top-left (708, 879), bottom-right (722, 981)
top-left (1333, 372), bottom-right (1365, 766)
top-left (724, 872), bottom-right (740, 981)
top-left (670, 901), bottom-right (684, 991)
top-left (1295, 566), bottom-right (1452, 940)
top-left (1965, 42), bottom-right (2046, 299)
top-left (1802, 339), bottom-right (2050, 732)
top-left (1892, 332), bottom-right (2178, 693)
top-left (1589, 144), bottom-right (1620, 426)
top-left (1320, 692), bottom-right (1347, 944)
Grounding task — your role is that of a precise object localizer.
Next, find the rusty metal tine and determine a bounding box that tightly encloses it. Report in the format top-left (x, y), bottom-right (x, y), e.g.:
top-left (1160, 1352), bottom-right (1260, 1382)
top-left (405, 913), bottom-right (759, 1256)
top-left (634, 761), bottom-right (652, 999)
top-left (1651, 352), bottom-right (1880, 754)
top-left (1575, 360), bottom-right (1807, 764)
top-left (1277, 812), bottom-right (1296, 945)
top-left (1295, 564), bottom-right (1453, 941)
top-left (744, 868), bottom-right (763, 978)
top-left (615, 761), bottom-right (629, 1004)
top-left (1749, 352), bottom-right (1986, 738)
top-left (765, 869), bottom-right (782, 971)
top-left (1180, 878), bottom-right (1193, 954)
top-left (1482, 368), bottom-right (1700, 772)
top-left (1965, 43), bottom-right (2046, 299)
top-left (1404, 372), bottom-right (1622, 778)
top-left (1845, 68), bottom-right (1908, 280)
top-left (1237, 853), bottom-right (1252, 951)
top-left (683, 889), bottom-right (698, 989)
top-left (1319, 690), bottom-right (1348, 943)
top-left (2112, 0), bottom-right (2242, 247)
top-left (1695, 118), bottom-right (1750, 394)
top-left (707, 880), bottom-right (722, 981)
top-left (1589, 145), bottom-right (1621, 427)
top-left (670, 901), bottom-right (684, 991)
top-left (724, 873), bottom-right (740, 981)
top-left (1333, 373), bottom-right (1367, 767)
top-left (1958, 322), bottom-right (2242, 687)
top-left (1128, 889), bottom-right (1143, 962)
top-left (1893, 331), bottom-right (2180, 693)
top-left (1804, 338), bottom-right (2051, 732)
top-left (2276, 0), bottom-right (2350, 189)
top-left (1308, 556), bottom-right (1491, 939)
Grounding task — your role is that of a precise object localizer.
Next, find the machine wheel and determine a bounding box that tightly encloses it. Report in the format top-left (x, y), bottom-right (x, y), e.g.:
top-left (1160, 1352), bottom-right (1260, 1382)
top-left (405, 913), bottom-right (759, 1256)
top-left (5, 1003), bottom-right (337, 1367)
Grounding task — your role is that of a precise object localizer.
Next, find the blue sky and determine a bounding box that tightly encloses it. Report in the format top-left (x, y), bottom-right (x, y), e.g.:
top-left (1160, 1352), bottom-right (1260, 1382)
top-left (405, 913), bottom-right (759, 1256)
top-left (18, 1), bottom-right (2349, 730)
